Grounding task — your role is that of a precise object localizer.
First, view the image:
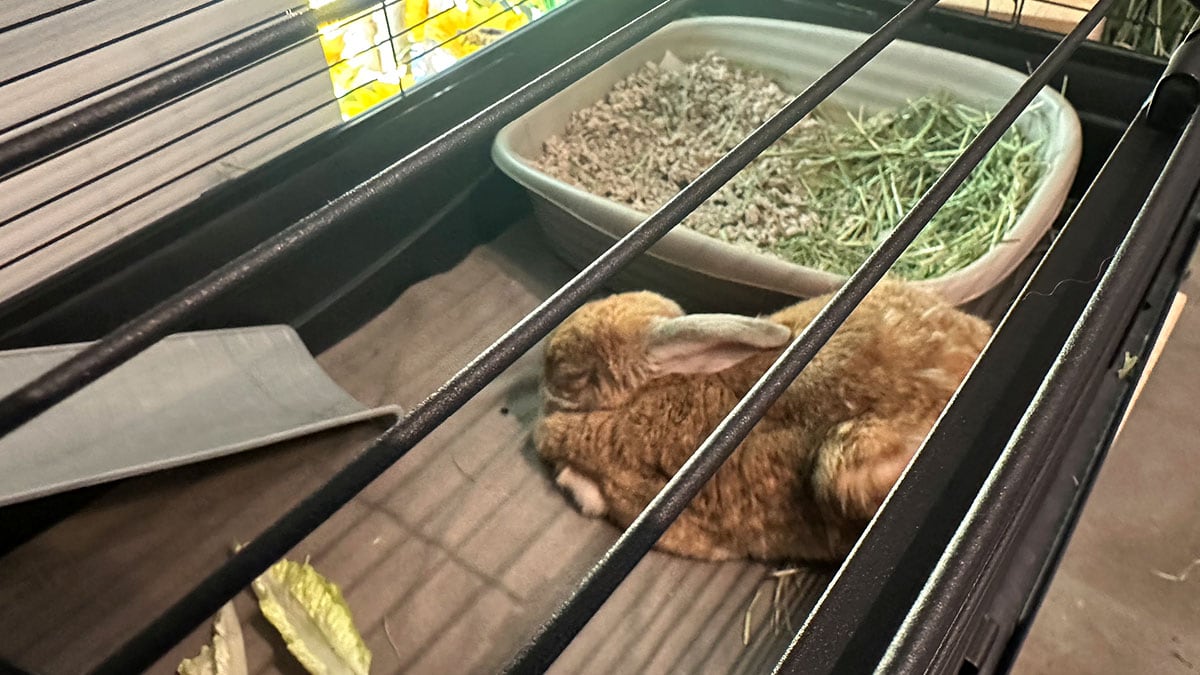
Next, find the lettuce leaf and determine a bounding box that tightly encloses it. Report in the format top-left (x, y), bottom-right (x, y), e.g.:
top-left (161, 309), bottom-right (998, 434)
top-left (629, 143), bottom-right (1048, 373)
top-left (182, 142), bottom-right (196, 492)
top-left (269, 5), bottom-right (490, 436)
top-left (178, 601), bottom-right (248, 675)
top-left (252, 558), bottom-right (372, 675)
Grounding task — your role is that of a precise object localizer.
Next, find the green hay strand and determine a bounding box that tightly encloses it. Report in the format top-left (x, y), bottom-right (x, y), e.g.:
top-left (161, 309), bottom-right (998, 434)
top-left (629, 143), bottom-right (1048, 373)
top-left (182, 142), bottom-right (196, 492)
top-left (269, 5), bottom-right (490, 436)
top-left (764, 92), bottom-right (1046, 280)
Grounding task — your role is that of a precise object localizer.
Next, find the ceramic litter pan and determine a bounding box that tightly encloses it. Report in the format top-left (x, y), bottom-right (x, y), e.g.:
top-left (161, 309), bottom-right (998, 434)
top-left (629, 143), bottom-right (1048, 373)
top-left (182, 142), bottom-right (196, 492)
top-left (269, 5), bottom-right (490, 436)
top-left (492, 16), bottom-right (1082, 309)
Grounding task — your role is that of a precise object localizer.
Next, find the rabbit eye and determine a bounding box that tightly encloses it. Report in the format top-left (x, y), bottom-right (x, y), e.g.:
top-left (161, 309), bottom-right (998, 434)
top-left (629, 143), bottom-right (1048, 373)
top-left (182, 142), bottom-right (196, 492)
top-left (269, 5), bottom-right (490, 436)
top-left (552, 363), bottom-right (589, 382)
top-left (560, 372), bottom-right (591, 391)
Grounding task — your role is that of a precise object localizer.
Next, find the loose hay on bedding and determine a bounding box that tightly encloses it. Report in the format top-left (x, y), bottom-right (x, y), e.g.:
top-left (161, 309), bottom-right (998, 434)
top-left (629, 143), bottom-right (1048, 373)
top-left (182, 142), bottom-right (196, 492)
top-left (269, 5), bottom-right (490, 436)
top-left (534, 52), bottom-right (1047, 281)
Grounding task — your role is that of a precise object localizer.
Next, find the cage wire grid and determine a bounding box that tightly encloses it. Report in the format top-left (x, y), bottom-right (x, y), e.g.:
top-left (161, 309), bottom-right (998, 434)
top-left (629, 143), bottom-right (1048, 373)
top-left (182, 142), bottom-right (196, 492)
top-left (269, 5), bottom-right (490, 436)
top-left (312, 0), bottom-right (567, 119)
top-left (0, 0), bottom-right (1186, 178)
top-left (0, 4), bottom-right (282, 141)
top-left (0, 0), bottom-right (233, 89)
top-left (0, 0), bottom-right (540, 273)
top-left (945, 0), bottom-right (1199, 56)
top-left (0, 0), bottom-right (568, 301)
top-left (0, 0), bottom-right (389, 145)
top-left (0, 0), bottom-right (1193, 672)
top-left (0, 0), bottom-right (546, 185)
top-left (0, 0), bottom-right (1184, 283)
top-left (322, 0), bottom-right (1199, 122)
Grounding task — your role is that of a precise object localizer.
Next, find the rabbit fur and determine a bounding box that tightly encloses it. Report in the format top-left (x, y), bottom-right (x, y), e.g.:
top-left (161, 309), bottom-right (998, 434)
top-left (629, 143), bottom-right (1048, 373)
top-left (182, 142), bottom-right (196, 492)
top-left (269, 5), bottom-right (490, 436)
top-left (533, 281), bottom-right (992, 564)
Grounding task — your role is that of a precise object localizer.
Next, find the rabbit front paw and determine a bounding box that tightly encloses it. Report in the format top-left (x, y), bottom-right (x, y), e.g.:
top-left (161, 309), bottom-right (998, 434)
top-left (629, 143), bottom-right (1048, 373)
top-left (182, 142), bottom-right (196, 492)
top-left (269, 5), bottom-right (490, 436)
top-left (555, 466), bottom-right (608, 518)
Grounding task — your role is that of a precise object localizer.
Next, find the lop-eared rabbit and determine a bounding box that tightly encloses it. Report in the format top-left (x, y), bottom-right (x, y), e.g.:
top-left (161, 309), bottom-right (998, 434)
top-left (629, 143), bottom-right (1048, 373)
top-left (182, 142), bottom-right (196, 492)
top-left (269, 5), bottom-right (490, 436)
top-left (534, 281), bottom-right (991, 563)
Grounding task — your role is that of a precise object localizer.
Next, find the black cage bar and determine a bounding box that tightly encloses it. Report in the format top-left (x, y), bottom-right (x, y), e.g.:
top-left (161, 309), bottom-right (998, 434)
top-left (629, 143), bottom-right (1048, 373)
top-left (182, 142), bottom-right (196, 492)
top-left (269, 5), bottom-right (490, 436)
top-left (774, 100), bottom-right (1200, 674)
top-left (1, 0), bottom-right (1197, 673)
top-left (505, 0), bottom-right (1118, 670)
top-left (0, 0), bottom-right (385, 180)
top-left (880, 110), bottom-right (1200, 673)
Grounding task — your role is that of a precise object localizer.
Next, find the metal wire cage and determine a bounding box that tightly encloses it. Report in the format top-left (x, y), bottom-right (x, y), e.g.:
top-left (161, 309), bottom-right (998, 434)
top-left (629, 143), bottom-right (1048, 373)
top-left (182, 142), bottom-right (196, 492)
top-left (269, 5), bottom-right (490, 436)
top-left (0, 0), bottom-right (572, 310)
top-left (1103, 0), bottom-right (1200, 56)
top-left (944, 0), bottom-right (1199, 57)
top-left (0, 0), bottom-right (1198, 673)
top-left (311, 0), bottom-right (569, 119)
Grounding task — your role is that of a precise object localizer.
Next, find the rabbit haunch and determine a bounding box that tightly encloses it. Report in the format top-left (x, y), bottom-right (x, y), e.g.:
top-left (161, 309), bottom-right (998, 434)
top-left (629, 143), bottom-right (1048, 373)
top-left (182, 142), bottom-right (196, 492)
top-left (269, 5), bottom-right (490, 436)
top-left (534, 282), bottom-right (992, 563)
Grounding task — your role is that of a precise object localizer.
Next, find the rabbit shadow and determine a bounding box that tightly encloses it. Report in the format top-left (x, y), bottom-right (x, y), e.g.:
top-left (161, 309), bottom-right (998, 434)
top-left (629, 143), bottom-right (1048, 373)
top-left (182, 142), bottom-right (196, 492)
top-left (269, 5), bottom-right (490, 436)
top-left (500, 354), bottom-right (550, 472)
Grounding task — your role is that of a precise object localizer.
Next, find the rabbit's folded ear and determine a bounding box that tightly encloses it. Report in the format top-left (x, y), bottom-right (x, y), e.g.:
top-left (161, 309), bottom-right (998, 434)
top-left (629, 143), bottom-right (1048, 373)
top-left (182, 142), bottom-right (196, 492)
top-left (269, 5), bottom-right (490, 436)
top-left (646, 314), bottom-right (793, 375)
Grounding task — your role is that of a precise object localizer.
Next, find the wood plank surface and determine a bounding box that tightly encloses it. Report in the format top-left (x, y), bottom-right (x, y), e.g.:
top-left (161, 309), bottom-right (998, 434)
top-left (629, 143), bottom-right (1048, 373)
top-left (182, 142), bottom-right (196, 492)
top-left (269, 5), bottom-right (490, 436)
top-left (937, 0), bottom-right (1105, 38)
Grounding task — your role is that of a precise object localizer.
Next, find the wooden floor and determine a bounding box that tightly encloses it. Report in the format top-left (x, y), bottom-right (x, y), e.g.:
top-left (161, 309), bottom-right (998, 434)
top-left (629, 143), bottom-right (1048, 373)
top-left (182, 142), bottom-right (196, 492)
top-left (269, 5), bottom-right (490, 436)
top-left (1013, 255), bottom-right (1200, 675)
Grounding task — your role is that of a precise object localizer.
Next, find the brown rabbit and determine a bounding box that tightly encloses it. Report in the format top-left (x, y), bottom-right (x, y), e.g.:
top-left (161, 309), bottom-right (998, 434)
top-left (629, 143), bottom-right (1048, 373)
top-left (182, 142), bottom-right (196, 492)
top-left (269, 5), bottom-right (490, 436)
top-left (533, 281), bottom-right (991, 563)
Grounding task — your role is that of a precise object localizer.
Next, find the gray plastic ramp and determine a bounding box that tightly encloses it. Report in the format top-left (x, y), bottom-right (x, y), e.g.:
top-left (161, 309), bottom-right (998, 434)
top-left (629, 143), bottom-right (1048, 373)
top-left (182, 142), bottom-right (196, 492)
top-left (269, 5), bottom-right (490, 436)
top-left (0, 325), bottom-right (401, 507)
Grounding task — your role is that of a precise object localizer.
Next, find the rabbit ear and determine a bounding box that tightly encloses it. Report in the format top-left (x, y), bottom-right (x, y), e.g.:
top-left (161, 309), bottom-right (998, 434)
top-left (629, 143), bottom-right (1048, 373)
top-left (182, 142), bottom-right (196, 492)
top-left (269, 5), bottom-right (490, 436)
top-left (646, 314), bottom-right (793, 375)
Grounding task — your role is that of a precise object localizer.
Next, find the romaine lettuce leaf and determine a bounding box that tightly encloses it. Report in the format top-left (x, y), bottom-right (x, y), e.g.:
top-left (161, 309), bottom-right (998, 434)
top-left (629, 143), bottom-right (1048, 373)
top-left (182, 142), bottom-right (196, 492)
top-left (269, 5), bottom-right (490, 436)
top-left (252, 558), bottom-right (371, 675)
top-left (178, 601), bottom-right (247, 675)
